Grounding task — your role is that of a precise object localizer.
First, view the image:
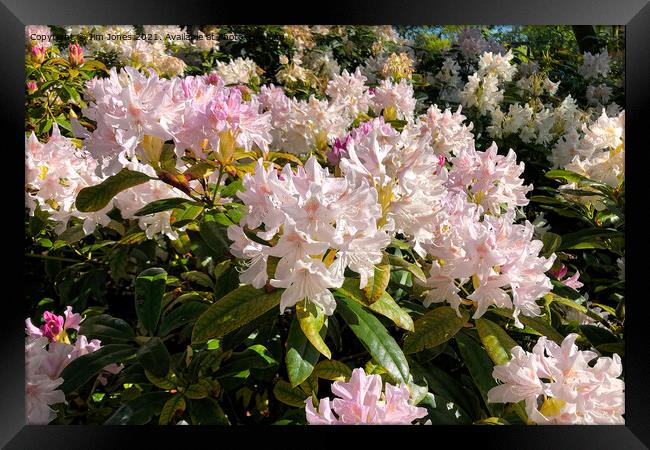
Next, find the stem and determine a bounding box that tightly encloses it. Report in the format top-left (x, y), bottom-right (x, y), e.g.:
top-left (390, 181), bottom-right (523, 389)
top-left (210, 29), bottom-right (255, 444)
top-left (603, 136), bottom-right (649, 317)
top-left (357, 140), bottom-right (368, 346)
top-left (210, 169), bottom-right (225, 205)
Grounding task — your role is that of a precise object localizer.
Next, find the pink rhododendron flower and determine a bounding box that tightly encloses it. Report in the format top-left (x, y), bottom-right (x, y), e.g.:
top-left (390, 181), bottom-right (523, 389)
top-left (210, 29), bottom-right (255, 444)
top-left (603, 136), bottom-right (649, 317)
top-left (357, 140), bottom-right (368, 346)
top-left (25, 307), bottom-right (121, 424)
top-left (305, 368), bottom-right (428, 424)
top-left (229, 157), bottom-right (388, 315)
top-left (488, 334), bottom-right (624, 424)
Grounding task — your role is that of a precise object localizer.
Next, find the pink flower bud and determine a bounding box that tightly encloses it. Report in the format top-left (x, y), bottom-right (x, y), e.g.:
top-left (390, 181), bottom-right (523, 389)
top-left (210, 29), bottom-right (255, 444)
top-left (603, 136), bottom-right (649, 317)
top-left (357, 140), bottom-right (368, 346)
top-left (27, 81), bottom-right (38, 94)
top-left (68, 43), bottom-right (84, 66)
top-left (550, 263), bottom-right (568, 280)
top-left (31, 44), bottom-right (46, 64)
top-left (40, 311), bottom-right (64, 342)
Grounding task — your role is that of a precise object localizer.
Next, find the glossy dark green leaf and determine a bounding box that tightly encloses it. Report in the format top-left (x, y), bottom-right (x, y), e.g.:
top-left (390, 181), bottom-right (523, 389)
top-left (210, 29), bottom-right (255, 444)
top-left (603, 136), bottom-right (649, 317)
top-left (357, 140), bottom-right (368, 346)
top-left (134, 198), bottom-right (197, 216)
top-left (60, 344), bottom-right (136, 394)
top-left (403, 306), bottom-right (469, 354)
top-left (158, 302), bottom-right (208, 337)
top-left (273, 380), bottom-right (309, 407)
top-left (296, 301), bottom-right (330, 359)
top-left (76, 169), bottom-right (152, 212)
top-left (476, 318), bottom-right (518, 365)
top-left (286, 316), bottom-right (321, 387)
top-left (79, 314), bottom-right (135, 344)
top-left (136, 337), bottom-right (171, 378)
top-left (336, 279), bottom-right (414, 331)
top-left (159, 395), bottom-right (186, 425)
top-left (191, 285), bottom-right (282, 344)
top-left (134, 268), bottom-right (167, 335)
top-left (336, 295), bottom-right (410, 384)
top-left (455, 330), bottom-right (503, 417)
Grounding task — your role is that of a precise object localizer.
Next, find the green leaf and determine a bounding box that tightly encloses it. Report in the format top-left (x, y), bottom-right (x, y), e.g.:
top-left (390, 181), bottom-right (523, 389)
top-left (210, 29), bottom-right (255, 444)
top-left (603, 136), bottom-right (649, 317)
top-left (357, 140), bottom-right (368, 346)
top-left (387, 254), bottom-right (427, 282)
top-left (159, 395), bottom-right (186, 425)
top-left (363, 263), bottom-right (391, 304)
top-left (296, 301), bottom-right (331, 359)
top-left (455, 330), bottom-right (503, 417)
top-left (104, 392), bottom-right (170, 425)
top-left (171, 204), bottom-right (204, 228)
top-left (58, 223), bottom-right (86, 243)
top-left (189, 398), bottom-right (229, 425)
top-left (191, 285), bottom-right (282, 344)
top-left (180, 270), bottom-right (214, 289)
top-left (79, 314), bottom-right (135, 344)
top-left (492, 307), bottom-right (565, 344)
top-left (403, 307), bottom-right (469, 354)
top-left (409, 358), bottom-right (476, 419)
top-left (313, 360), bottom-right (352, 381)
top-left (59, 344), bottom-right (136, 394)
top-left (547, 293), bottom-right (610, 327)
top-left (75, 169), bottom-right (152, 212)
top-left (158, 302), bottom-right (208, 337)
top-left (273, 380), bottom-right (309, 407)
top-left (135, 268), bottom-right (168, 335)
top-left (419, 392), bottom-right (472, 424)
top-left (336, 279), bottom-right (414, 331)
top-left (558, 228), bottom-right (624, 251)
top-left (476, 318), bottom-right (518, 365)
top-left (136, 337), bottom-right (171, 378)
top-left (220, 179), bottom-right (244, 197)
top-left (336, 295), bottom-right (410, 384)
top-left (134, 198), bottom-right (197, 216)
top-left (199, 213), bottom-right (230, 257)
top-left (540, 232), bottom-right (562, 257)
top-left (286, 316), bottom-right (321, 387)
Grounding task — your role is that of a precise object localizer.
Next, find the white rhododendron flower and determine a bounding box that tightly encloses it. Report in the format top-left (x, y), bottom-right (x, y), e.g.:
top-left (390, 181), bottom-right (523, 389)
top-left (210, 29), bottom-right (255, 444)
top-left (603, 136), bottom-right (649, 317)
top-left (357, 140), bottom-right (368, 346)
top-left (579, 48), bottom-right (610, 80)
top-left (229, 157), bottom-right (388, 315)
top-left (488, 334), bottom-right (624, 425)
top-left (215, 57), bottom-right (259, 85)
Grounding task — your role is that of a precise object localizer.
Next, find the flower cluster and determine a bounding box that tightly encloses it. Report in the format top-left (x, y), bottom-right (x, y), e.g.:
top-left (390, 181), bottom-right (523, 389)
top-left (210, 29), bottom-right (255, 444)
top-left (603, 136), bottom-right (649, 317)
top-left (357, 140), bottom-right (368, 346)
top-left (487, 334), bottom-right (624, 424)
top-left (551, 109), bottom-right (624, 201)
top-left (25, 124), bottom-right (112, 235)
top-left (25, 307), bottom-right (121, 424)
top-left (229, 157), bottom-right (390, 315)
top-left (305, 368), bottom-right (428, 424)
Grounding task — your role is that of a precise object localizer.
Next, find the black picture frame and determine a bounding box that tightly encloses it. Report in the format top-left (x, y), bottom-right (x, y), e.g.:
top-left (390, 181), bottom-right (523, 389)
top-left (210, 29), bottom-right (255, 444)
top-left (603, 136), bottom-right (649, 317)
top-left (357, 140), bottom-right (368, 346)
top-left (4, 1), bottom-right (649, 448)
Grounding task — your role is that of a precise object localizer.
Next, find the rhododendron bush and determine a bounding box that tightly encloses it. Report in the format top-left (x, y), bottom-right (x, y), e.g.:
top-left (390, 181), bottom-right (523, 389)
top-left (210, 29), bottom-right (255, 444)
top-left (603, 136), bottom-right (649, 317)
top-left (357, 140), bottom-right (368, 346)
top-left (25, 25), bottom-right (625, 426)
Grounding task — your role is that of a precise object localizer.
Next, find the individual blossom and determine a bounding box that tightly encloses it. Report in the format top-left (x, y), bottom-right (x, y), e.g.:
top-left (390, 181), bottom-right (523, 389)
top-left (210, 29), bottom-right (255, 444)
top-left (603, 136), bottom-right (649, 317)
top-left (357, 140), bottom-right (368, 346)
top-left (305, 368), bottom-right (428, 424)
top-left (549, 263), bottom-right (584, 290)
top-left (25, 338), bottom-right (66, 425)
top-left (488, 334), bottom-right (624, 425)
top-left (586, 83), bottom-right (612, 107)
top-left (25, 306), bottom-right (82, 343)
